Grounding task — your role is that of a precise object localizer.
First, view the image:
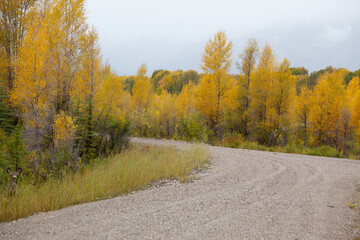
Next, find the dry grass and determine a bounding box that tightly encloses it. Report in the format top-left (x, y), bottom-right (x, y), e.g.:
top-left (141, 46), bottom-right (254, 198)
top-left (0, 144), bottom-right (209, 222)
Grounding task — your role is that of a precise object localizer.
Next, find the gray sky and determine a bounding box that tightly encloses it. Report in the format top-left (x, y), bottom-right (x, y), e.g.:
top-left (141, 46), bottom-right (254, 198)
top-left (86, 0), bottom-right (360, 76)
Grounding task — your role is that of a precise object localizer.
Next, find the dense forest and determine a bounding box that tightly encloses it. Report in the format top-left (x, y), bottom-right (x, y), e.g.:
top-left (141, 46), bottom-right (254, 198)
top-left (1, 0), bottom-right (360, 186)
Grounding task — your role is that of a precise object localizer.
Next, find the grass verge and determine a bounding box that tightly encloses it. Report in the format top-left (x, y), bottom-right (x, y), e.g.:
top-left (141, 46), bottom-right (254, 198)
top-left (220, 136), bottom-right (351, 159)
top-left (0, 144), bottom-right (209, 222)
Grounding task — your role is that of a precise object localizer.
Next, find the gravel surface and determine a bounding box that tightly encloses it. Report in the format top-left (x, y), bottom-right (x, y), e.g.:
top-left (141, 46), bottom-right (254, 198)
top-left (1, 137), bottom-right (360, 239)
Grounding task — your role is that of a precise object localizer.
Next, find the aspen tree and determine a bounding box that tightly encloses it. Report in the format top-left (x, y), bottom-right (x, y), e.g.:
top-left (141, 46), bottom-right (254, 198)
top-left (129, 64), bottom-right (153, 136)
top-left (293, 87), bottom-right (312, 142)
top-left (11, 8), bottom-right (54, 152)
top-left (249, 44), bottom-right (276, 144)
top-left (237, 38), bottom-right (258, 136)
top-left (48, 0), bottom-right (87, 112)
top-left (309, 70), bottom-right (345, 145)
top-left (0, 0), bottom-right (37, 89)
top-left (196, 30), bottom-right (233, 137)
top-left (267, 58), bottom-right (296, 143)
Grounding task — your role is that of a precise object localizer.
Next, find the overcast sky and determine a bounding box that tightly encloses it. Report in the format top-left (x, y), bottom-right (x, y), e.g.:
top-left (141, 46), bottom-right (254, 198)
top-left (86, 0), bottom-right (360, 76)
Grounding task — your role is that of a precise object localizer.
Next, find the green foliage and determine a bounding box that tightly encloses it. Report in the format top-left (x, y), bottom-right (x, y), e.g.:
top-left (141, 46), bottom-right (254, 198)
top-left (0, 125), bottom-right (28, 185)
top-left (221, 132), bottom-right (245, 148)
top-left (290, 67), bottom-right (308, 76)
top-left (344, 69), bottom-right (360, 85)
top-left (181, 70), bottom-right (200, 85)
top-left (219, 135), bottom-right (344, 158)
top-left (0, 130), bottom-right (7, 184)
top-left (150, 69), bottom-right (170, 91)
top-left (124, 76), bottom-right (135, 94)
top-left (150, 69), bottom-right (200, 94)
top-left (77, 99), bottom-right (99, 164)
top-left (0, 84), bottom-right (14, 134)
top-left (306, 145), bottom-right (342, 158)
top-left (175, 114), bottom-right (204, 141)
top-left (295, 75), bottom-right (311, 94)
top-left (307, 66), bottom-right (334, 89)
top-left (6, 125), bottom-right (27, 171)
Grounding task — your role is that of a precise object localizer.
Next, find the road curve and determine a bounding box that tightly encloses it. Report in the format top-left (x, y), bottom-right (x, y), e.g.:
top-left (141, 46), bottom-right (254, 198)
top-left (1, 138), bottom-right (360, 239)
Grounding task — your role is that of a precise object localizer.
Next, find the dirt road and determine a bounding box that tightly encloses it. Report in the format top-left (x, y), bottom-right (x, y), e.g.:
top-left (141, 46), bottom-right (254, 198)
top-left (1, 138), bottom-right (360, 239)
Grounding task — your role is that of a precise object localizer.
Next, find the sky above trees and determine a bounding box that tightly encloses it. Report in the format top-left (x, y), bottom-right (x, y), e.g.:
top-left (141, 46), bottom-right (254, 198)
top-left (86, 0), bottom-right (360, 75)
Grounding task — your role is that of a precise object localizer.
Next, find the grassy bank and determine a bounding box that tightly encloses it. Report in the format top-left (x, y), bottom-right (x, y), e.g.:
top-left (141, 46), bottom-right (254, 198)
top-left (222, 140), bottom-right (343, 158)
top-left (0, 144), bottom-right (209, 222)
top-left (219, 134), bottom-right (360, 159)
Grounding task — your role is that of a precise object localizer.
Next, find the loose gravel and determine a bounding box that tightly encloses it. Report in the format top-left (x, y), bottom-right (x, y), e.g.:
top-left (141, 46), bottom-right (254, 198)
top-left (1, 137), bottom-right (360, 239)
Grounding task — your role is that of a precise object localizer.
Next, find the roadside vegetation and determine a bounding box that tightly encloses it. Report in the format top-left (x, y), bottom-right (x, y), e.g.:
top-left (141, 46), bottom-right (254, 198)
top-left (0, 144), bottom-right (209, 222)
top-left (219, 133), bottom-right (347, 159)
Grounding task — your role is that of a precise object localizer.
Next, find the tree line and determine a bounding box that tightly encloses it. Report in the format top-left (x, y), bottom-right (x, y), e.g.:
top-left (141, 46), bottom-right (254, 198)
top-left (126, 32), bottom-right (360, 157)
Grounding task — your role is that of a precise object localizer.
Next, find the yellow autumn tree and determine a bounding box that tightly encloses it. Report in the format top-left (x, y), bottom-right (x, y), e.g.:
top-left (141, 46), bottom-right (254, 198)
top-left (129, 63), bottom-right (153, 136)
top-left (154, 91), bottom-right (176, 137)
top-left (95, 67), bottom-right (127, 123)
top-left (0, 0), bottom-right (37, 89)
top-left (293, 87), bottom-right (312, 142)
top-left (266, 58), bottom-right (296, 143)
top-left (53, 110), bottom-right (78, 169)
top-left (249, 43), bottom-right (276, 144)
top-left (53, 110), bottom-right (76, 147)
top-left (309, 70), bottom-right (346, 146)
top-left (351, 77), bottom-right (360, 140)
top-left (10, 8), bottom-right (54, 151)
top-left (69, 26), bottom-right (103, 161)
top-left (237, 38), bottom-right (259, 136)
top-left (196, 30), bottom-right (233, 137)
top-left (0, 48), bottom-right (8, 85)
top-left (175, 82), bottom-right (200, 139)
top-left (221, 77), bottom-right (240, 133)
top-left (47, 0), bottom-right (87, 112)
top-left (339, 76), bottom-right (360, 147)
top-left (176, 82), bottom-right (196, 121)
top-left (73, 26), bottom-right (102, 109)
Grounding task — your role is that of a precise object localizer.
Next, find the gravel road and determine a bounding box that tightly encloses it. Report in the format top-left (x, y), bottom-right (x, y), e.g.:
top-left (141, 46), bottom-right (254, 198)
top-left (1, 138), bottom-right (360, 239)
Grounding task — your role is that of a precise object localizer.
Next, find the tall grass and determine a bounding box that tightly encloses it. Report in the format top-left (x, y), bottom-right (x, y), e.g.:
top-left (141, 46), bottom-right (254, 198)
top-left (0, 144), bottom-right (209, 222)
top-left (220, 134), bottom-right (350, 159)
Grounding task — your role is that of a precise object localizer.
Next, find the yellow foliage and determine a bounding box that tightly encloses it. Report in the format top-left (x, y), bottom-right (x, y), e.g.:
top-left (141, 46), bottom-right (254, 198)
top-left (346, 77), bottom-right (360, 100)
top-left (267, 58), bottom-right (296, 130)
top-left (0, 0), bottom-right (37, 89)
top-left (136, 63), bottom-right (147, 77)
top-left (47, 0), bottom-right (88, 111)
top-left (176, 82), bottom-right (195, 120)
top-left (293, 87), bottom-right (312, 132)
top-left (53, 111), bottom-right (76, 146)
top-left (222, 78), bottom-right (239, 112)
top-left (249, 44), bottom-right (276, 128)
top-left (0, 48), bottom-right (8, 84)
top-left (309, 71), bottom-right (345, 145)
top-left (196, 74), bottom-right (218, 120)
top-left (72, 27), bottom-right (102, 107)
top-left (11, 12), bottom-right (54, 115)
top-left (201, 30), bottom-right (232, 77)
top-left (196, 74), bottom-right (236, 126)
top-left (95, 70), bottom-right (127, 121)
top-left (154, 91), bottom-right (176, 136)
top-left (352, 89), bottom-right (360, 132)
top-left (129, 64), bottom-right (153, 135)
top-left (130, 65), bottom-right (152, 114)
top-left (338, 77), bottom-right (360, 142)
top-left (196, 30), bottom-right (233, 131)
